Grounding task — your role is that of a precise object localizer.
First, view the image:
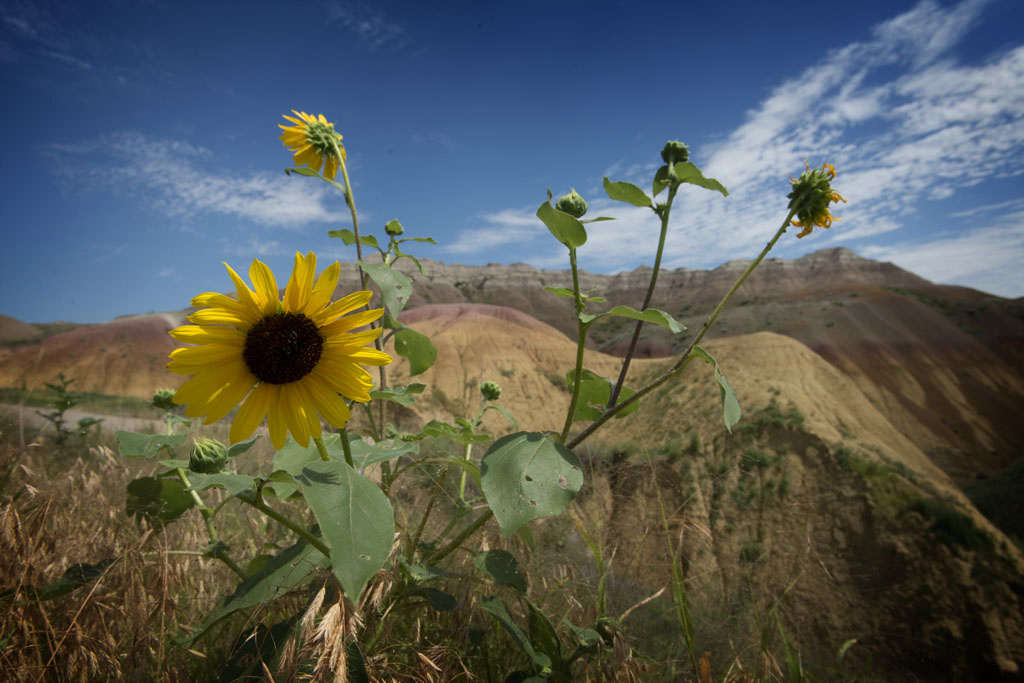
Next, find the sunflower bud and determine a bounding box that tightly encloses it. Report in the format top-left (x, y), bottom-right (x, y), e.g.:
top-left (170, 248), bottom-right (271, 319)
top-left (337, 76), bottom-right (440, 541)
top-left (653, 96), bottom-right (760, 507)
top-left (660, 140), bottom-right (690, 165)
top-left (555, 189), bottom-right (588, 218)
top-left (385, 219), bottom-right (404, 236)
top-left (152, 388), bottom-right (177, 411)
top-left (189, 438), bottom-right (228, 475)
top-left (481, 380), bottom-right (502, 401)
top-left (787, 162), bottom-right (847, 238)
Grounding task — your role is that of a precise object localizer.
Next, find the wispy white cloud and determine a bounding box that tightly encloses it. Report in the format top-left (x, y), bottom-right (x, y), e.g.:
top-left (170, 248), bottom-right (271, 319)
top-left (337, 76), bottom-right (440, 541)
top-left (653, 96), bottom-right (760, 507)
top-left (49, 132), bottom-right (347, 228)
top-left (324, 1), bottom-right (410, 52)
top-left (449, 0), bottom-right (1024, 297)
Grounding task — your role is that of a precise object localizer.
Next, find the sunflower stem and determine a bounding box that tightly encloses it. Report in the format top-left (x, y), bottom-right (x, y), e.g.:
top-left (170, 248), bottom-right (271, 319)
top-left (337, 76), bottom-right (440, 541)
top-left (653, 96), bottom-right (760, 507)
top-left (607, 182), bottom-right (679, 410)
top-left (408, 466), bottom-right (448, 561)
top-left (427, 509), bottom-right (494, 564)
top-left (313, 436), bottom-right (332, 463)
top-left (558, 247), bottom-right (588, 444)
top-left (174, 467), bottom-right (247, 580)
top-left (241, 492), bottom-right (331, 558)
top-left (337, 429), bottom-right (355, 469)
top-left (567, 208), bottom-right (799, 450)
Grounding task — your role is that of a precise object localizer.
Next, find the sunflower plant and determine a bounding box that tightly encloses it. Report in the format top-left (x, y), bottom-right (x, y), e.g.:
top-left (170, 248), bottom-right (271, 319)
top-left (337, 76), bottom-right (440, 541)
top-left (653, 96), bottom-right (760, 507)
top-left (110, 110), bottom-right (843, 680)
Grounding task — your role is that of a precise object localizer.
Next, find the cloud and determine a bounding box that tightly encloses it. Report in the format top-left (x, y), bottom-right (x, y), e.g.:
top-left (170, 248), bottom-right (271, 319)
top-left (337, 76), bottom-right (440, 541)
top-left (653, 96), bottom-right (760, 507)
top-left (442, 208), bottom-right (547, 256)
top-left (49, 132), bottom-right (347, 228)
top-left (448, 0), bottom-right (1024, 298)
top-left (324, 1), bottom-right (410, 52)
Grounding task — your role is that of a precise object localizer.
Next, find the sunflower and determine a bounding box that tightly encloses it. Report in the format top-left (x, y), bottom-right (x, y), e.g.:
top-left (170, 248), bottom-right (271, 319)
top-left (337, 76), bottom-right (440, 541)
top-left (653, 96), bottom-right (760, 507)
top-left (168, 252), bottom-right (391, 450)
top-left (787, 161), bottom-right (847, 238)
top-left (279, 110), bottom-right (347, 180)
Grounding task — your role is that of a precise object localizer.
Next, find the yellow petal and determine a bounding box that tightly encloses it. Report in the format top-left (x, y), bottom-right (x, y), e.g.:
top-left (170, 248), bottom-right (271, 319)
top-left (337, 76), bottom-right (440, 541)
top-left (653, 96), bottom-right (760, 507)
top-left (316, 291), bottom-right (374, 323)
top-left (305, 261), bottom-right (341, 316)
top-left (249, 260), bottom-right (280, 315)
top-left (202, 370), bottom-right (257, 425)
top-left (283, 252), bottom-right (316, 313)
top-left (312, 363), bottom-right (374, 403)
top-left (345, 348), bottom-right (393, 367)
top-left (187, 308), bottom-right (251, 327)
top-left (223, 262), bottom-right (260, 313)
top-left (303, 373), bottom-right (352, 428)
top-left (266, 386), bottom-right (288, 450)
top-left (168, 325), bottom-right (245, 345)
top-left (231, 383), bottom-right (273, 443)
top-left (292, 381), bottom-right (323, 441)
top-left (279, 383), bottom-right (311, 447)
top-left (318, 311), bottom-right (384, 338)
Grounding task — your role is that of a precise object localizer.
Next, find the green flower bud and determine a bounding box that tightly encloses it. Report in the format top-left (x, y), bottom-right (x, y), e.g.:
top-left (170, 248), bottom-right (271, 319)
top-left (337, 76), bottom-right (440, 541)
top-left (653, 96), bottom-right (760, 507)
top-left (480, 380), bottom-right (502, 401)
top-left (189, 437), bottom-right (228, 475)
top-left (152, 388), bottom-right (177, 411)
top-left (660, 140), bottom-right (690, 165)
top-left (385, 219), bottom-right (405, 236)
top-left (555, 189), bottom-right (588, 218)
top-left (787, 162), bottom-right (846, 238)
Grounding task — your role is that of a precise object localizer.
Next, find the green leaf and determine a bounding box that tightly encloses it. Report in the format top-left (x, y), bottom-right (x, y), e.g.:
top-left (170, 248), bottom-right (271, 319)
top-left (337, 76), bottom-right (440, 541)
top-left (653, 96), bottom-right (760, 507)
top-left (480, 432), bottom-right (583, 538)
top-left (227, 437), bottom-right (260, 459)
top-left (3, 559), bottom-right (118, 603)
top-left (475, 549), bottom-right (527, 593)
top-left (181, 539), bottom-right (329, 646)
top-left (653, 165), bottom-right (671, 197)
top-left (564, 369), bottom-right (640, 422)
top-left (261, 469), bottom-right (300, 501)
top-left (603, 177), bottom-right (652, 207)
top-left (393, 327), bottom-right (437, 376)
top-left (188, 472), bottom-right (256, 498)
top-left (580, 305), bottom-right (686, 334)
top-left (158, 459), bottom-right (190, 469)
top-left (414, 419), bottom-right (490, 447)
top-left (116, 431), bottom-right (186, 458)
top-left (580, 216), bottom-right (615, 224)
top-left (347, 435), bottom-right (420, 468)
top-left (483, 404), bottom-right (519, 432)
top-left (371, 383), bottom-right (426, 406)
top-left (691, 345), bottom-right (741, 432)
top-left (285, 166), bottom-right (348, 195)
top-left (357, 261), bottom-right (413, 318)
top-left (537, 190), bottom-right (587, 249)
top-left (397, 236), bottom-right (438, 244)
top-left (273, 436), bottom-right (329, 477)
top-left (674, 162), bottom-right (729, 197)
top-left (543, 286), bottom-right (575, 299)
top-left (295, 461), bottom-right (394, 598)
top-left (393, 243), bottom-right (428, 275)
top-left (401, 561), bottom-right (446, 583)
top-left (328, 229), bottom-right (379, 249)
top-left (408, 586), bottom-right (457, 611)
top-left (527, 599), bottom-right (563, 668)
top-left (125, 476), bottom-right (195, 529)
top-left (481, 596), bottom-right (552, 671)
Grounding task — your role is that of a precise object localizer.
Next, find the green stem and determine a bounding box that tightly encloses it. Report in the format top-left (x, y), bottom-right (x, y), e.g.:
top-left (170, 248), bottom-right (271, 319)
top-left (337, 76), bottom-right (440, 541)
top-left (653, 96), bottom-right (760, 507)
top-left (458, 401), bottom-right (487, 500)
top-left (313, 435), bottom-right (332, 462)
top-left (567, 209), bottom-right (798, 450)
top-left (239, 492), bottom-right (331, 558)
top-left (559, 248), bottom-right (588, 443)
top-left (174, 467), bottom-right (247, 580)
top-left (607, 183), bottom-right (679, 410)
top-left (337, 430), bottom-right (354, 468)
top-left (408, 467), bottom-right (448, 561)
top-left (427, 509), bottom-right (494, 564)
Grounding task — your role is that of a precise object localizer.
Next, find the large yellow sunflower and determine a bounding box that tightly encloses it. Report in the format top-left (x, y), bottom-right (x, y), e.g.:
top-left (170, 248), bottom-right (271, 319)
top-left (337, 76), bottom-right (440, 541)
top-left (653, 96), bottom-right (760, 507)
top-left (279, 111), bottom-right (347, 180)
top-left (168, 252), bottom-right (391, 450)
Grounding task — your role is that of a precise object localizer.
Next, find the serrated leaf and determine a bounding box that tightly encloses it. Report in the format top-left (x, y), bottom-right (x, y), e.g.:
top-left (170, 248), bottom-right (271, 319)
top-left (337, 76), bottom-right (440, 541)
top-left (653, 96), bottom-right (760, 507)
top-left (227, 437), bottom-right (260, 459)
top-left (674, 162), bottom-right (729, 196)
top-left (125, 476), bottom-right (194, 529)
top-left (480, 432), bottom-right (583, 538)
top-left (180, 539), bottom-right (328, 646)
top-left (296, 460), bottom-right (394, 598)
top-left (475, 549), bottom-right (526, 593)
top-left (537, 190), bottom-right (587, 249)
top-left (691, 345), bottom-right (741, 432)
top-left (116, 431), bottom-right (186, 458)
top-left (580, 305), bottom-right (686, 333)
top-left (371, 382), bottom-right (426, 406)
top-left (328, 229), bottom-right (379, 249)
top-left (603, 177), bottom-right (653, 207)
top-left (393, 327), bottom-right (437, 376)
top-left (543, 286), bottom-right (575, 299)
top-left (357, 261), bottom-right (413, 318)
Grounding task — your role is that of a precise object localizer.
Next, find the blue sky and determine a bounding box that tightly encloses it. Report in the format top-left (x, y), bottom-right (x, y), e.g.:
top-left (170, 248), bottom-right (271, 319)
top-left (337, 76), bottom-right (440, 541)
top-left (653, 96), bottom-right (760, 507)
top-left (2, 0), bottom-right (1022, 323)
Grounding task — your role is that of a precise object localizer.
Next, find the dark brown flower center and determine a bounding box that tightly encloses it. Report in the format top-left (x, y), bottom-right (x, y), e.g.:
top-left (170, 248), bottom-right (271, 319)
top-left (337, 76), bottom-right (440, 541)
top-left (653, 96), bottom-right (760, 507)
top-left (243, 312), bottom-right (324, 385)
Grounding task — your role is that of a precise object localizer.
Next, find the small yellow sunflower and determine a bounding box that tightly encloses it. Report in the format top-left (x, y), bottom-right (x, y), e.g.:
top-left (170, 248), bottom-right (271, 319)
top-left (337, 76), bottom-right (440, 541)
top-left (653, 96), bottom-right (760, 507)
top-left (787, 161), bottom-right (847, 238)
top-left (168, 252), bottom-right (391, 450)
top-left (279, 110), bottom-right (347, 180)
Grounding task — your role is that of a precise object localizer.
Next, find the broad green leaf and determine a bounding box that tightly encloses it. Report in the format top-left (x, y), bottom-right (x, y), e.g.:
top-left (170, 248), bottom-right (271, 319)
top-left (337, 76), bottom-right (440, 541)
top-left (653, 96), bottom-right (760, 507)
top-left (480, 432), bottom-right (583, 538)
top-left (408, 586), bottom-right (457, 611)
top-left (674, 162), bottom-right (729, 197)
top-left (371, 383), bottom-right (427, 406)
top-left (653, 165), bottom-right (671, 197)
top-left (475, 549), bottom-right (526, 593)
top-left (158, 459), bottom-right (190, 469)
top-left (537, 190), bottom-right (587, 249)
top-left (357, 261), bottom-right (413, 318)
top-left (564, 369), bottom-right (639, 421)
top-left (603, 177), bottom-right (652, 207)
top-left (261, 469), bottom-right (300, 501)
top-left (527, 598), bottom-right (564, 669)
top-left (580, 305), bottom-right (686, 334)
top-left (273, 436), bottom-right (332, 477)
top-left (296, 460), bottom-right (394, 598)
top-left (413, 419), bottom-right (490, 446)
top-left (125, 476), bottom-right (194, 529)
top-left (181, 539), bottom-right (329, 646)
top-left (188, 472), bottom-right (256, 497)
top-left (328, 228), bottom-right (379, 249)
top-left (691, 345), bottom-right (741, 432)
top-left (481, 596), bottom-right (552, 671)
top-left (116, 431), bottom-right (186, 458)
top-left (393, 327), bottom-right (437, 376)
